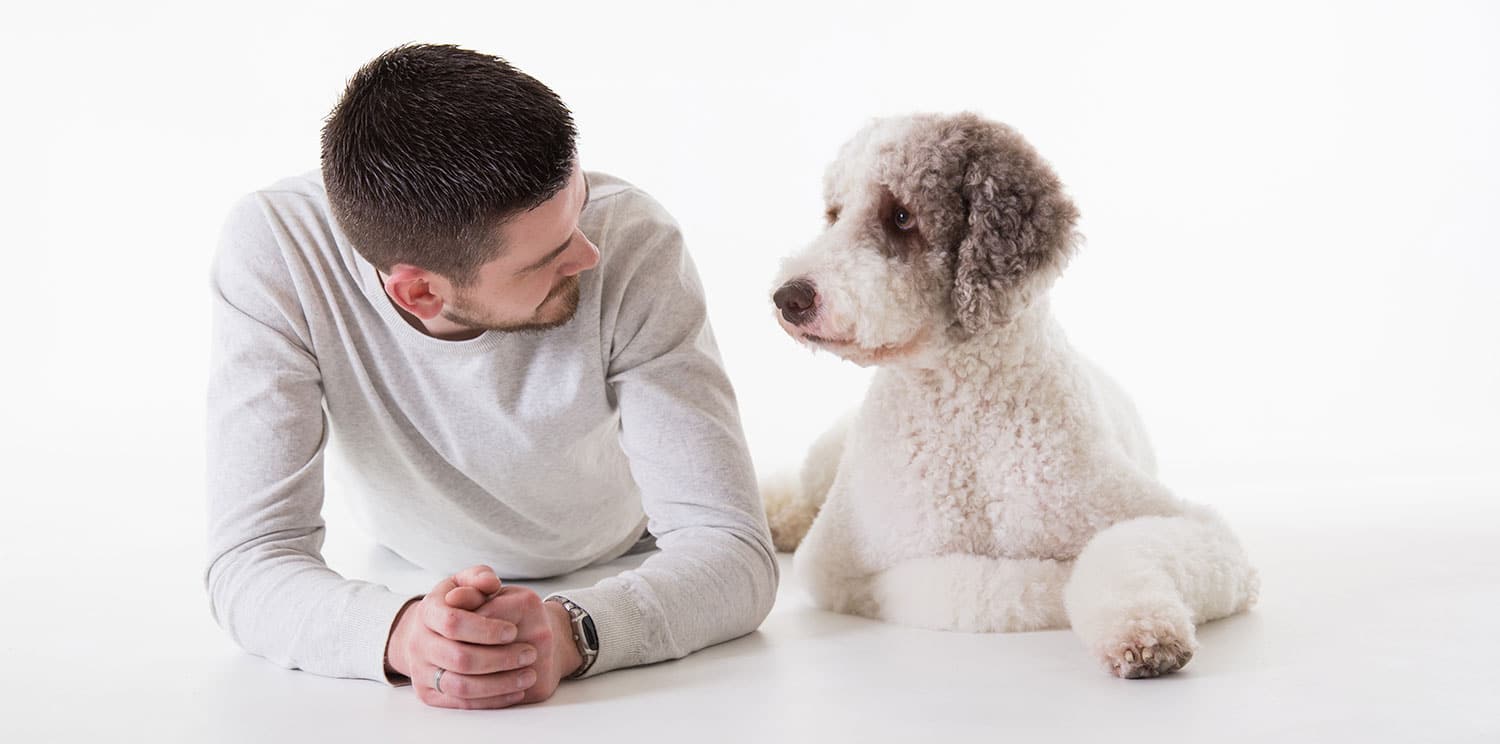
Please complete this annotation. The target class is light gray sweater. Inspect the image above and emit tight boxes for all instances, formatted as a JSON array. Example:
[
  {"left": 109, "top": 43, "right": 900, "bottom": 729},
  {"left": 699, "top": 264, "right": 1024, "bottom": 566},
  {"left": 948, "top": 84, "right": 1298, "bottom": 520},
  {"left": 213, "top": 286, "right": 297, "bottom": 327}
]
[{"left": 205, "top": 170, "right": 778, "bottom": 683}]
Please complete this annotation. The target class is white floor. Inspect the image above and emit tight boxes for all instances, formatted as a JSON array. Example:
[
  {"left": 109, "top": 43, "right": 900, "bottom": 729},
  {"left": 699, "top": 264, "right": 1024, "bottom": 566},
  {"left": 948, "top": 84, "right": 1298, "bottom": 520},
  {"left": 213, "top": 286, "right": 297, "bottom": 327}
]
[{"left": 2, "top": 460, "right": 1496, "bottom": 743}]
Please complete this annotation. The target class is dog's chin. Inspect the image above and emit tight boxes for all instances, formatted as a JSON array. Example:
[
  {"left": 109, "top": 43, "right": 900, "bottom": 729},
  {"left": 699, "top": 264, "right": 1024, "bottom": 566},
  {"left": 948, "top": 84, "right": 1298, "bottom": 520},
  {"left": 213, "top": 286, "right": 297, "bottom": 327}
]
[
  {"left": 774, "top": 310, "right": 929, "bottom": 366},
  {"left": 792, "top": 329, "right": 927, "bottom": 368}
]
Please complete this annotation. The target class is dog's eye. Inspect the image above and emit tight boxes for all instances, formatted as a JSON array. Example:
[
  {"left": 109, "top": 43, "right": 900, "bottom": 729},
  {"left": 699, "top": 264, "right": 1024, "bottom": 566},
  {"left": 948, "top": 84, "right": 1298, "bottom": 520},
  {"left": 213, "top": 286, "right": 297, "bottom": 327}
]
[
  {"left": 892, "top": 206, "right": 915, "bottom": 231},
  {"left": 826, "top": 207, "right": 841, "bottom": 225}
]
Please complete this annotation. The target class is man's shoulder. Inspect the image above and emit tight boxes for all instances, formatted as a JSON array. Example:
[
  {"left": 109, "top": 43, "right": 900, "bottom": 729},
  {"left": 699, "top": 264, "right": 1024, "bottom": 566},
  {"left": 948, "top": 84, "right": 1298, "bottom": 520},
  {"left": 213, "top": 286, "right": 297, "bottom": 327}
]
[
  {"left": 214, "top": 170, "right": 342, "bottom": 292},
  {"left": 582, "top": 171, "right": 682, "bottom": 234},
  {"left": 582, "top": 171, "right": 688, "bottom": 275},
  {"left": 582, "top": 170, "right": 635, "bottom": 205},
  {"left": 220, "top": 170, "right": 331, "bottom": 237},
  {"left": 230, "top": 169, "right": 330, "bottom": 220}
]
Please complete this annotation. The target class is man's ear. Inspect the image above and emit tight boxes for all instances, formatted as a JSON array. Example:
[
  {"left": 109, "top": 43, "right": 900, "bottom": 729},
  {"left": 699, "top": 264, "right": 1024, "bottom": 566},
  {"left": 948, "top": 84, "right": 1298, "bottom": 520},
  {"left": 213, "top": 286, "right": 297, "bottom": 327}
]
[
  {"left": 949, "top": 115, "right": 1080, "bottom": 334},
  {"left": 383, "top": 264, "right": 448, "bottom": 320}
]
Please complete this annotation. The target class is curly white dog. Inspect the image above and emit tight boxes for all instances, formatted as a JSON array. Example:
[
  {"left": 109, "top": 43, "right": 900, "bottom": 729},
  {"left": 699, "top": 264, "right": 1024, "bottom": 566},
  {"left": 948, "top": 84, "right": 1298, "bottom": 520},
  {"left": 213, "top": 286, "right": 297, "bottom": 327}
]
[{"left": 764, "top": 112, "right": 1260, "bottom": 679}]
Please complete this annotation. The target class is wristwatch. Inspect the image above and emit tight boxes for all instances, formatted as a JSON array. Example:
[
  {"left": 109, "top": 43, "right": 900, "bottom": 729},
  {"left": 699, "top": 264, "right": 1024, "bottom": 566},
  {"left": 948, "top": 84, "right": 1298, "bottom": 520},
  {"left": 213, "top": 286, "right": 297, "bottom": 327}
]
[{"left": 544, "top": 594, "right": 599, "bottom": 679}]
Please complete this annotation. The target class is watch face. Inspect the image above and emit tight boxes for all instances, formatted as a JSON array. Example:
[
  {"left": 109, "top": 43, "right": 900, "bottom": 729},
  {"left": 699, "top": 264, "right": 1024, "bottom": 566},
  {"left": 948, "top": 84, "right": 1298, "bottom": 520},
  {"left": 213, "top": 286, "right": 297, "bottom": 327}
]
[{"left": 580, "top": 614, "right": 599, "bottom": 650}]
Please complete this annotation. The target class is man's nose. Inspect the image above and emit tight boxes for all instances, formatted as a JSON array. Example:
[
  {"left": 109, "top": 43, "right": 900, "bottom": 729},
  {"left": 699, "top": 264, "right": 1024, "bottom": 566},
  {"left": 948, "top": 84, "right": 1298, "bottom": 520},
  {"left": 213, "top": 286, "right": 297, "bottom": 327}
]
[
  {"left": 773, "top": 279, "right": 817, "bottom": 326},
  {"left": 563, "top": 233, "right": 600, "bottom": 275}
]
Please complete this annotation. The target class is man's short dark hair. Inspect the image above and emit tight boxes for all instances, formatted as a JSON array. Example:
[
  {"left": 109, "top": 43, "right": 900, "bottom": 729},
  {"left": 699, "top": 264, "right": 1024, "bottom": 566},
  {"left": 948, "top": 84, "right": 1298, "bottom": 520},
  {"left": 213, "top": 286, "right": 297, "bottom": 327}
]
[{"left": 321, "top": 43, "right": 577, "bottom": 286}]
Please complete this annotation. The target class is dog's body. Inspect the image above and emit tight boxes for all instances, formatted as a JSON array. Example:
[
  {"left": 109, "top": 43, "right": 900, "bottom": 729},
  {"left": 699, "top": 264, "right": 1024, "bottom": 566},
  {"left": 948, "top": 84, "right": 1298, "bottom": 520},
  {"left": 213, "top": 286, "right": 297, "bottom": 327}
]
[{"left": 765, "top": 113, "right": 1258, "bottom": 678}]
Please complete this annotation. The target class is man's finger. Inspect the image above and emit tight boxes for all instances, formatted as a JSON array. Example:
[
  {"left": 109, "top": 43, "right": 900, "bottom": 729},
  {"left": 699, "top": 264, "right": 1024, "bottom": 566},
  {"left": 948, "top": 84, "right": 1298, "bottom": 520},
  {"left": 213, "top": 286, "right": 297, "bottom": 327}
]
[
  {"left": 425, "top": 665, "right": 538, "bottom": 700},
  {"left": 473, "top": 585, "right": 543, "bottom": 625},
  {"left": 424, "top": 689, "right": 528, "bottom": 710},
  {"left": 421, "top": 598, "right": 518, "bottom": 645},
  {"left": 425, "top": 576, "right": 459, "bottom": 606},
  {"left": 453, "top": 565, "right": 502, "bottom": 596},
  {"left": 447, "top": 690, "right": 529, "bottom": 710},
  {"left": 416, "top": 662, "right": 531, "bottom": 710},
  {"left": 445, "top": 585, "right": 489, "bottom": 610},
  {"left": 424, "top": 637, "right": 538, "bottom": 677}
]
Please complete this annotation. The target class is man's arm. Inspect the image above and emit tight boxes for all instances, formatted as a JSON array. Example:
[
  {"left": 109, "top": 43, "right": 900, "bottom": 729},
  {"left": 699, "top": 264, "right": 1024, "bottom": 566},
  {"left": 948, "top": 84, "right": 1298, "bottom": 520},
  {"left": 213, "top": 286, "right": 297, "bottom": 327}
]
[
  {"left": 204, "top": 193, "right": 417, "bottom": 682},
  {"left": 545, "top": 192, "right": 780, "bottom": 677}
]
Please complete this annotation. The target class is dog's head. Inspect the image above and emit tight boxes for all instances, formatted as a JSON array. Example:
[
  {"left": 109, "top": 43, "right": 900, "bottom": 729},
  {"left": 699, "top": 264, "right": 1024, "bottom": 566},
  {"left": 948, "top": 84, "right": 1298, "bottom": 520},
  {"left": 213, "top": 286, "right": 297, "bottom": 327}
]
[{"left": 772, "top": 113, "right": 1079, "bottom": 366}]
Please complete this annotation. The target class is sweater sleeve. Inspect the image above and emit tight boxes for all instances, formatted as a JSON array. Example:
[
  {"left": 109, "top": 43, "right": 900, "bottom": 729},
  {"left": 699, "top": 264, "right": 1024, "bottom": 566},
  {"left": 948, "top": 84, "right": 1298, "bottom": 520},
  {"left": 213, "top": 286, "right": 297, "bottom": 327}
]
[
  {"left": 548, "top": 191, "right": 780, "bottom": 677},
  {"left": 204, "top": 193, "right": 417, "bottom": 684}
]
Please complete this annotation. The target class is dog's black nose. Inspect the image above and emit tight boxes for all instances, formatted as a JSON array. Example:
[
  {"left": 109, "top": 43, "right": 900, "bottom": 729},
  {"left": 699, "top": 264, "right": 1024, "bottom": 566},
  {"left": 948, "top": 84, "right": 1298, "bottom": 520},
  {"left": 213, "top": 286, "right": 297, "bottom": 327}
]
[{"left": 773, "top": 280, "right": 817, "bottom": 325}]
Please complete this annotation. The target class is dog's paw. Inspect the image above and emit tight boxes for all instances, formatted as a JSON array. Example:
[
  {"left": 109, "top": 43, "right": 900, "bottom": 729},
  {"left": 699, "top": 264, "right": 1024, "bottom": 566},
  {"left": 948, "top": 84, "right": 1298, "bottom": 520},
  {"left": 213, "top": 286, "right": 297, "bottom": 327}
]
[
  {"left": 1106, "top": 634, "right": 1194, "bottom": 679},
  {"left": 1093, "top": 604, "right": 1199, "bottom": 679},
  {"left": 760, "top": 471, "right": 814, "bottom": 552},
  {"left": 769, "top": 518, "right": 812, "bottom": 553}
]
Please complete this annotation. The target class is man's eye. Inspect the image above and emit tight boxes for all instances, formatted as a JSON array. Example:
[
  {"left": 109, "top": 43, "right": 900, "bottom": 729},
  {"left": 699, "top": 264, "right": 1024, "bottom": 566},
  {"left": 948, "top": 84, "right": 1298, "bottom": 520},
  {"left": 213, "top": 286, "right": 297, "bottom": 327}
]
[{"left": 892, "top": 206, "right": 915, "bottom": 231}]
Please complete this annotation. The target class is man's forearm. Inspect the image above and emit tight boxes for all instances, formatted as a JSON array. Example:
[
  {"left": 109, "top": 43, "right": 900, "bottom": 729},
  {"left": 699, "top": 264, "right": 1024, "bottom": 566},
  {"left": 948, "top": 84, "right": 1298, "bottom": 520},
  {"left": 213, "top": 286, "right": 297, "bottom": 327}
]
[
  {"left": 583, "top": 195, "right": 781, "bottom": 676},
  {"left": 546, "top": 523, "right": 778, "bottom": 676},
  {"left": 205, "top": 536, "right": 417, "bottom": 682}
]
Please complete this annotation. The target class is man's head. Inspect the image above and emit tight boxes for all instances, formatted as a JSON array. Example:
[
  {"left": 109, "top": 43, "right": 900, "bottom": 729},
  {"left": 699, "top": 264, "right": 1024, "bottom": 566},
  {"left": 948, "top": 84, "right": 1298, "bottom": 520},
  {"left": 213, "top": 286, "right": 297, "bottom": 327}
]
[{"left": 322, "top": 44, "right": 598, "bottom": 337}]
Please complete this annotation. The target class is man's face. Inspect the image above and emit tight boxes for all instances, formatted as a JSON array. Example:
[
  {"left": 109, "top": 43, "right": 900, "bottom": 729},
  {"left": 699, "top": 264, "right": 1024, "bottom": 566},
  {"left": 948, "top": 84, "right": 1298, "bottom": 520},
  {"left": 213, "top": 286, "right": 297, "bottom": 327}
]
[{"left": 443, "top": 164, "right": 598, "bottom": 333}]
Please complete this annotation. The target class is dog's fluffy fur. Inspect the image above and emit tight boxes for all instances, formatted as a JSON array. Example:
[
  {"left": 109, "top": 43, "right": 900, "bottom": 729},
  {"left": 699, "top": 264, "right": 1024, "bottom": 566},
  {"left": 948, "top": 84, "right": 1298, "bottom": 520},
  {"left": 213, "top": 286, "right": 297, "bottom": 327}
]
[{"left": 765, "top": 113, "right": 1259, "bottom": 678}]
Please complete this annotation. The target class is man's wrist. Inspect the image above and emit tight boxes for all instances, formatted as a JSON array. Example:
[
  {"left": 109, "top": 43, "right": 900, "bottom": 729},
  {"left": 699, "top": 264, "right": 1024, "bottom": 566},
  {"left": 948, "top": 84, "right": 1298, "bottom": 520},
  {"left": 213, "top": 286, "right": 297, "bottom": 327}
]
[
  {"left": 544, "top": 598, "right": 586, "bottom": 679},
  {"left": 384, "top": 597, "right": 421, "bottom": 682}
]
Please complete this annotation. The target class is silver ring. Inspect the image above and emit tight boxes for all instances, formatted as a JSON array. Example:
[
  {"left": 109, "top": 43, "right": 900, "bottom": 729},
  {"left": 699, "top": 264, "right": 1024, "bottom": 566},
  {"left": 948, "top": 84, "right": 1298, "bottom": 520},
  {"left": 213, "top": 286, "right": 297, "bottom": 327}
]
[{"left": 434, "top": 667, "right": 446, "bottom": 695}]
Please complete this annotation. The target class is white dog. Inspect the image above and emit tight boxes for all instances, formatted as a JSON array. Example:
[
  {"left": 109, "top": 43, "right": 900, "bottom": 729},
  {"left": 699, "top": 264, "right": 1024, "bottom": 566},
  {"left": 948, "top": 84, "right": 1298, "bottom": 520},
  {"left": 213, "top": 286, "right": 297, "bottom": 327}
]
[{"left": 764, "top": 112, "right": 1259, "bottom": 678}]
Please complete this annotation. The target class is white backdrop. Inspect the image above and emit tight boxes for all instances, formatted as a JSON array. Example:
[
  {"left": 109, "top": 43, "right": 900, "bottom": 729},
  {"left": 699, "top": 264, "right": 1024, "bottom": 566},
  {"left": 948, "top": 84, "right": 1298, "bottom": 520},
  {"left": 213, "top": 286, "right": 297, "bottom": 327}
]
[
  {"left": 2, "top": 0, "right": 1496, "bottom": 577},
  {"left": 2, "top": 2, "right": 1498, "bottom": 740}
]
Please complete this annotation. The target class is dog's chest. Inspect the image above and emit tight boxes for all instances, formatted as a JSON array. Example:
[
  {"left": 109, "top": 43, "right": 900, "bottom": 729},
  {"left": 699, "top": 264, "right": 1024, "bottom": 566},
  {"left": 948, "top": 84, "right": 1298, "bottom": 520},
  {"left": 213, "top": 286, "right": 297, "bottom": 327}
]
[{"left": 853, "top": 370, "right": 1098, "bottom": 561}]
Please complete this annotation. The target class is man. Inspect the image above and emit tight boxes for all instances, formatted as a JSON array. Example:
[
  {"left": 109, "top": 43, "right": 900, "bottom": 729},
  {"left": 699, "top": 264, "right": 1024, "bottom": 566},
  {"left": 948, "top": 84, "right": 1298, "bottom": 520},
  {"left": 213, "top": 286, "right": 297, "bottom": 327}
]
[{"left": 205, "top": 44, "right": 778, "bottom": 709}]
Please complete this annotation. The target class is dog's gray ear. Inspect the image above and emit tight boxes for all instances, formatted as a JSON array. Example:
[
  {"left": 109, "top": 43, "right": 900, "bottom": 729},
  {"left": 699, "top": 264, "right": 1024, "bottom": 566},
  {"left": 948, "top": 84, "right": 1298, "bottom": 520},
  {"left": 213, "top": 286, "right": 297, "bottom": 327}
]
[{"left": 950, "top": 117, "right": 1079, "bottom": 333}]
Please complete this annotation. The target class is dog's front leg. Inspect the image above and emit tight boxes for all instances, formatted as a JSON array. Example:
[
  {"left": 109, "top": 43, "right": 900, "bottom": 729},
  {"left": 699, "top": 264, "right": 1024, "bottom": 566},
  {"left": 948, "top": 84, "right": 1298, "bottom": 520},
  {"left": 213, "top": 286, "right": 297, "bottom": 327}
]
[
  {"left": 1063, "top": 503, "right": 1260, "bottom": 678},
  {"left": 791, "top": 478, "right": 884, "bottom": 617},
  {"left": 763, "top": 412, "right": 853, "bottom": 552}
]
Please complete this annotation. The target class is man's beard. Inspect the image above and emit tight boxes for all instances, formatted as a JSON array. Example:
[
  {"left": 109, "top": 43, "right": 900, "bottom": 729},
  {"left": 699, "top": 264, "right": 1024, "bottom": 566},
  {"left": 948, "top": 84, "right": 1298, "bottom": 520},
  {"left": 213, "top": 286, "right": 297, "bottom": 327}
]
[{"left": 442, "top": 275, "right": 582, "bottom": 334}]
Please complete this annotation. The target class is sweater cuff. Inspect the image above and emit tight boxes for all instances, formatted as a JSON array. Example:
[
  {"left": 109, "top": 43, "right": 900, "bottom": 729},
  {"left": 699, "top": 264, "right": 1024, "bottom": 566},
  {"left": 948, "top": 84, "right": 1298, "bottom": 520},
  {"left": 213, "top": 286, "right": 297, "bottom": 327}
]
[
  {"left": 548, "top": 582, "right": 646, "bottom": 678},
  {"left": 353, "top": 588, "right": 424, "bottom": 686}
]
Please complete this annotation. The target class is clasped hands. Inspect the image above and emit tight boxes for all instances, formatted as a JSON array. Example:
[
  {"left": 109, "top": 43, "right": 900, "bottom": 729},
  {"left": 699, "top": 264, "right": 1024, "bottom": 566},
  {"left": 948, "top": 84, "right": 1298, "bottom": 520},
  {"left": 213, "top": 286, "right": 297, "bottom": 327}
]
[{"left": 385, "top": 565, "right": 583, "bottom": 709}]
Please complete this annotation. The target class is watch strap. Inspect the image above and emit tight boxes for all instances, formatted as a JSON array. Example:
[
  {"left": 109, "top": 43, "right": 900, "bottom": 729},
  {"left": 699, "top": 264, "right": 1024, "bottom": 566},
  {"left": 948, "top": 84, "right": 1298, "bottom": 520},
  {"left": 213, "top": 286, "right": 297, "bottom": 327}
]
[{"left": 544, "top": 594, "right": 599, "bottom": 679}]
